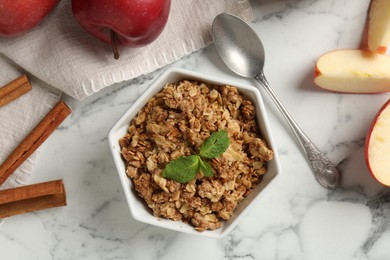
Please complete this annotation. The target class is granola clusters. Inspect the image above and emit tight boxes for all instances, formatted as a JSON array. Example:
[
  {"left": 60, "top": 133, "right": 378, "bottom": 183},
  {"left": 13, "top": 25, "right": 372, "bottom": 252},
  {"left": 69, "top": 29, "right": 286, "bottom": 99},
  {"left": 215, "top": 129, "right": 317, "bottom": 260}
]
[{"left": 119, "top": 80, "right": 273, "bottom": 232}]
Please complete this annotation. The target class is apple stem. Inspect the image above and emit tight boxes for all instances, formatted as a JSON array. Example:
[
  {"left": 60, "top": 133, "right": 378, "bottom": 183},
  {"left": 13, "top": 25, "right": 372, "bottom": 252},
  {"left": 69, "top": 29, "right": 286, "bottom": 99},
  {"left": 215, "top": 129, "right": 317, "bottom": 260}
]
[{"left": 110, "top": 29, "right": 120, "bottom": 60}]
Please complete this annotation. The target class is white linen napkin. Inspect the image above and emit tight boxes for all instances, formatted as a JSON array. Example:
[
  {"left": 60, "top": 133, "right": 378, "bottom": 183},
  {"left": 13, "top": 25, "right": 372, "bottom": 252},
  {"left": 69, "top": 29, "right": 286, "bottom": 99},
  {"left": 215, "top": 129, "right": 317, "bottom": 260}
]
[
  {"left": 0, "top": 57, "right": 61, "bottom": 190},
  {"left": 0, "top": 0, "right": 252, "bottom": 190}
]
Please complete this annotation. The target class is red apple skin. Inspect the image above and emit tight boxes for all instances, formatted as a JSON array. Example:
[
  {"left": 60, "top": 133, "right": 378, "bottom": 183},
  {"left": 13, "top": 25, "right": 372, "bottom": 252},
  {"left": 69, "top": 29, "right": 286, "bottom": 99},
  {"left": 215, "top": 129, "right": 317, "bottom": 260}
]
[
  {"left": 71, "top": 0, "right": 171, "bottom": 48},
  {"left": 375, "top": 46, "right": 387, "bottom": 55},
  {"left": 365, "top": 98, "right": 390, "bottom": 186},
  {"left": 0, "top": 0, "right": 59, "bottom": 38},
  {"left": 314, "top": 65, "right": 321, "bottom": 78}
]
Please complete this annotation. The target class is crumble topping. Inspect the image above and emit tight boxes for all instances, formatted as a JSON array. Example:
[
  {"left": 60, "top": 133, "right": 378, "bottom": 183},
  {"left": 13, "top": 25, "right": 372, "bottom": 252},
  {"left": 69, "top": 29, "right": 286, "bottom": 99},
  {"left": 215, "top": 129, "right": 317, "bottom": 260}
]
[{"left": 119, "top": 80, "right": 273, "bottom": 232}]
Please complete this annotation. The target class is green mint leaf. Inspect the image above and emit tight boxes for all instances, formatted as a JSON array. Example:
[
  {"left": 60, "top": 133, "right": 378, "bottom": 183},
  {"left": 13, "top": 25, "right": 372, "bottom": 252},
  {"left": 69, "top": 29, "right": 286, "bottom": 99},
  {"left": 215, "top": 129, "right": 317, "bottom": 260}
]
[
  {"left": 199, "top": 159, "right": 213, "bottom": 177},
  {"left": 162, "top": 155, "right": 200, "bottom": 183},
  {"left": 199, "top": 130, "right": 230, "bottom": 159}
]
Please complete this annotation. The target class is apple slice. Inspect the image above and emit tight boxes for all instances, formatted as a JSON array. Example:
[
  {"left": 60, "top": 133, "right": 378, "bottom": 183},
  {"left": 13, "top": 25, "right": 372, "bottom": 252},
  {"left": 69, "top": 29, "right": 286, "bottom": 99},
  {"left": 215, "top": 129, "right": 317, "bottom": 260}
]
[
  {"left": 368, "top": 0, "right": 390, "bottom": 54},
  {"left": 365, "top": 99, "right": 390, "bottom": 186},
  {"left": 314, "top": 49, "right": 390, "bottom": 93}
]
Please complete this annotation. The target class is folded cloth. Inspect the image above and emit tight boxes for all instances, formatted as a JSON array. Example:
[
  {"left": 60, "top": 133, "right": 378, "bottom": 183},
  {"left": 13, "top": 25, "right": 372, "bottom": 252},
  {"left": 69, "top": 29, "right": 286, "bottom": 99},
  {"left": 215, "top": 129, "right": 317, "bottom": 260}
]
[
  {"left": 0, "top": 57, "right": 61, "bottom": 190},
  {"left": 0, "top": 0, "right": 252, "bottom": 100}
]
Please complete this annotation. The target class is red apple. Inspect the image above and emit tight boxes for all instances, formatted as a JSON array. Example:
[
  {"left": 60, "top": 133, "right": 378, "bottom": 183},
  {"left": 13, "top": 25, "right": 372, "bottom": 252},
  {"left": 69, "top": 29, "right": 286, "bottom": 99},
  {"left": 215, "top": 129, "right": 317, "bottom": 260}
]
[
  {"left": 365, "top": 98, "right": 390, "bottom": 186},
  {"left": 0, "top": 0, "right": 59, "bottom": 37},
  {"left": 71, "top": 0, "right": 171, "bottom": 59}
]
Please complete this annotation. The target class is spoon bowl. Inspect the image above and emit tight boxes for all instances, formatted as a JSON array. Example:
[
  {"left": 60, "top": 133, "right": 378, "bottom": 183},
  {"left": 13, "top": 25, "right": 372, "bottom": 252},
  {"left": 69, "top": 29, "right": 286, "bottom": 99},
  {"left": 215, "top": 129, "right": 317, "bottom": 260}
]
[
  {"left": 212, "top": 13, "right": 341, "bottom": 189},
  {"left": 212, "top": 13, "right": 264, "bottom": 78}
]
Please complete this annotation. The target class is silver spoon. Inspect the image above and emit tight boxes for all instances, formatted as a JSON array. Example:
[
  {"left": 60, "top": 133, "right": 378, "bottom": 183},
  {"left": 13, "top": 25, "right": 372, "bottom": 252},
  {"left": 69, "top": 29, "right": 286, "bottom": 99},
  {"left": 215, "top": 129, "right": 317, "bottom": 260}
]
[{"left": 211, "top": 13, "right": 341, "bottom": 189}]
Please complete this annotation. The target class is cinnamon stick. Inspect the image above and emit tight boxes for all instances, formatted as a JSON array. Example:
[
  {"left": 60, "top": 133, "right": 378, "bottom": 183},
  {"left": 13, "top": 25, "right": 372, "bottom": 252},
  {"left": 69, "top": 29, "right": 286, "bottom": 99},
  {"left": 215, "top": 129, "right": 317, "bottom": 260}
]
[
  {"left": 0, "top": 101, "right": 71, "bottom": 185},
  {"left": 0, "top": 179, "right": 66, "bottom": 218},
  {"left": 0, "top": 75, "right": 32, "bottom": 107}
]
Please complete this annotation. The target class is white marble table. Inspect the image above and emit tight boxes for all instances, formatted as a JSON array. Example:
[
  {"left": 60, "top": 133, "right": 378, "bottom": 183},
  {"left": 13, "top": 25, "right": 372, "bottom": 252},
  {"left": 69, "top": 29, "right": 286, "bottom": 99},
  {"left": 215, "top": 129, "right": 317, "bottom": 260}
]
[{"left": 2, "top": 0, "right": 390, "bottom": 259}]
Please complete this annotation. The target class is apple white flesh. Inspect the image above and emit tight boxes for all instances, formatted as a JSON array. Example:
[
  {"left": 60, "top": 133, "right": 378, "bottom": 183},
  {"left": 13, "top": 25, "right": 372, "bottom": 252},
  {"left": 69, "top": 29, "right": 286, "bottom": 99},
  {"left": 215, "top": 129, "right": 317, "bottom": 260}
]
[
  {"left": 368, "top": 0, "right": 390, "bottom": 54},
  {"left": 314, "top": 49, "right": 390, "bottom": 93},
  {"left": 366, "top": 99, "right": 390, "bottom": 186}
]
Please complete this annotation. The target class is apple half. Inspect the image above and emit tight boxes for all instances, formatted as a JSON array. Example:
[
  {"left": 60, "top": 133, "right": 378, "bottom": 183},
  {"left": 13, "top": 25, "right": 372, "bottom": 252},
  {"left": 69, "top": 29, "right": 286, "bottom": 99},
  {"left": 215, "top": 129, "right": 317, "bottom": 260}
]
[
  {"left": 365, "top": 99, "right": 390, "bottom": 186},
  {"left": 314, "top": 49, "right": 390, "bottom": 93},
  {"left": 368, "top": 0, "right": 390, "bottom": 54}
]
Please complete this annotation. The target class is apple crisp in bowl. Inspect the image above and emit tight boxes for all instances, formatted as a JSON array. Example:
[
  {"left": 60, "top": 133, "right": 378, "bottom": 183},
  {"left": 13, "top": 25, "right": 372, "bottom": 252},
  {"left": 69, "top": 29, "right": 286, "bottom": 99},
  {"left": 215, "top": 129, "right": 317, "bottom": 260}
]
[{"left": 108, "top": 68, "right": 281, "bottom": 238}]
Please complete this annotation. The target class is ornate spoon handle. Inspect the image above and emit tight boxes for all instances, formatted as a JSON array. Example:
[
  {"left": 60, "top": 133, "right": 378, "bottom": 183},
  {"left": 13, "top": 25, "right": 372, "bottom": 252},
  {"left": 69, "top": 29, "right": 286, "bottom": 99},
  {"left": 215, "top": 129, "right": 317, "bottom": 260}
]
[{"left": 255, "top": 72, "right": 341, "bottom": 189}]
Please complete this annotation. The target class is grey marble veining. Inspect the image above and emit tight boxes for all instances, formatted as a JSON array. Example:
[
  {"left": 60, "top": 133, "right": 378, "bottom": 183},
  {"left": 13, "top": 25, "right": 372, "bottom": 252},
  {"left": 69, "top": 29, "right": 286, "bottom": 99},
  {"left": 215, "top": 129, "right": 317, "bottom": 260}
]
[{"left": 2, "top": 0, "right": 390, "bottom": 259}]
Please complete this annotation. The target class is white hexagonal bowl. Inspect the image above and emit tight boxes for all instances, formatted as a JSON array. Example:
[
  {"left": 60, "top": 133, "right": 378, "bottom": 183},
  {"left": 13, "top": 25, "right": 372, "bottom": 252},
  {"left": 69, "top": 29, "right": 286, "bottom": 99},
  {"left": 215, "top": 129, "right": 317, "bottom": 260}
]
[{"left": 108, "top": 67, "right": 281, "bottom": 239}]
